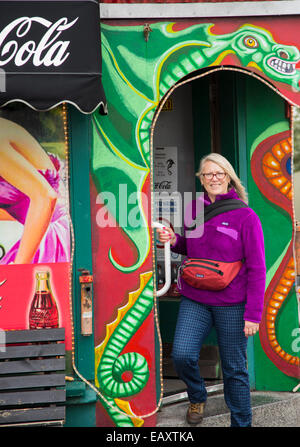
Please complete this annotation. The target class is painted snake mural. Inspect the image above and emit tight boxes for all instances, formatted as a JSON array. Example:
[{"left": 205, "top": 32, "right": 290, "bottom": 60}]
[
  {"left": 92, "top": 22, "right": 300, "bottom": 426},
  {"left": 251, "top": 131, "right": 300, "bottom": 379},
  {"left": 93, "top": 22, "right": 300, "bottom": 273},
  {"left": 95, "top": 272, "right": 153, "bottom": 426}
]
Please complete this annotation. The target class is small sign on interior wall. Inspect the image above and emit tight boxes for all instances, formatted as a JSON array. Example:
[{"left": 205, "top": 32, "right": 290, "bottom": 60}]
[
  {"left": 154, "top": 146, "right": 181, "bottom": 261},
  {"left": 162, "top": 98, "right": 173, "bottom": 111}
]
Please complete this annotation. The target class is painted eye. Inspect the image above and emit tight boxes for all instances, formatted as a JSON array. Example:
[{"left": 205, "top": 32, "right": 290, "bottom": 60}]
[
  {"left": 244, "top": 36, "right": 258, "bottom": 48},
  {"left": 279, "top": 50, "right": 289, "bottom": 59}
]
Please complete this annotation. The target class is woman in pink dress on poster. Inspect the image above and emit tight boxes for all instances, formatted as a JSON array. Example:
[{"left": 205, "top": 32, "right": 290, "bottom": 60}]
[{"left": 0, "top": 117, "right": 70, "bottom": 264}]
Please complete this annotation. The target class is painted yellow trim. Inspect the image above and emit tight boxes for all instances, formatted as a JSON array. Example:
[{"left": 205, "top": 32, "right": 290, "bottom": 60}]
[
  {"left": 99, "top": 124, "right": 149, "bottom": 172},
  {"left": 166, "top": 23, "right": 176, "bottom": 33},
  {"left": 114, "top": 399, "right": 144, "bottom": 427},
  {"left": 136, "top": 104, "right": 156, "bottom": 167},
  {"left": 247, "top": 61, "right": 263, "bottom": 71},
  {"left": 106, "top": 44, "right": 156, "bottom": 105},
  {"left": 240, "top": 23, "right": 274, "bottom": 40},
  {"left": 209, "top": 49, "right": 236, "bottom": 66}
]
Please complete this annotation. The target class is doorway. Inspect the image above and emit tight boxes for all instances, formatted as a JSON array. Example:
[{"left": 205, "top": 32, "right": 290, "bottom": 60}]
[
  {"left": 152, "top": 68, "right": 293, "bottom": 401},
  {"left": 152, "top": 71, "right": 244, "bottom": 400}
]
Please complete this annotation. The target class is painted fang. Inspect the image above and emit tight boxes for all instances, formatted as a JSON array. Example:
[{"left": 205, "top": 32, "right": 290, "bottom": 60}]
[{"left": 267, "top": 57, "right": 297, "bottom": 74}]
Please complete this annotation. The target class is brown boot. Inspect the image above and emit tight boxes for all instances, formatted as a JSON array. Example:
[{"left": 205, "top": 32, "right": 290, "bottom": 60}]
[{"left": 186, "top": 402, "right": 206, "bottom": 425}]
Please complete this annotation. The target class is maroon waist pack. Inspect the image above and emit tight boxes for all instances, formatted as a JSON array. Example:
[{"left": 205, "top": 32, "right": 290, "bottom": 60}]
[
  {"left": 178, "top": 258, "right": 243, "bottom": 291},
  {"left": 177, "top": 198, "right": 248, "bottom": 291}
]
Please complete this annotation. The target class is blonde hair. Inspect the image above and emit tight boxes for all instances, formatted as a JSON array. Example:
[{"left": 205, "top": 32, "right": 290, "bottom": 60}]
[{"left": 196, "top": 153, "right": 248, "bottom": 204}]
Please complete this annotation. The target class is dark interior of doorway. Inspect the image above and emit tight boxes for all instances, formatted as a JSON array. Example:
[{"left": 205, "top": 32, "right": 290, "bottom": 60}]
[{"left": 154, "top": 71, "right": 245, "bottom": 399}]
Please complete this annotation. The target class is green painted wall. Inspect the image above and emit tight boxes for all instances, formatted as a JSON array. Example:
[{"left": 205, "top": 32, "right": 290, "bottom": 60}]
[
  {"left": 245, "top": 76, "right": 299, "bottom": 391},
  {"left": 66, "top": 106, "right": 96, "bottom": 426}
]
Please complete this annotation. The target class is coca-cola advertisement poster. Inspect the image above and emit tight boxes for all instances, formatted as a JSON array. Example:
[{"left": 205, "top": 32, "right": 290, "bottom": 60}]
[
  {"left": 0, "top": 104, "right": 72, "bottom": 355},
  {"left": 154, "top": 146, "right": 178, "bottom": 195},
  {"left": 154, "top": 146, "right": 182, "bottom": 261},
  {"left": 0, "top": 0, "right": 105, "bottom": 113}
]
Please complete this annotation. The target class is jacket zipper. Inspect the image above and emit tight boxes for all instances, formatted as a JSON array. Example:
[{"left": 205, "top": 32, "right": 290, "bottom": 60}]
[
  {"left": 187, "top": 259, "right": 220, "bottom": 267},
  {"left": 183, "top": 263, "right": 224, "bottom": 276}
]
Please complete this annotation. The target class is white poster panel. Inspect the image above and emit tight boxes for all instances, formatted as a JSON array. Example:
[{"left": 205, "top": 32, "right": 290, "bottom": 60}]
[{"left": 154, "top": 146, "right": 182, "bottom": 261}]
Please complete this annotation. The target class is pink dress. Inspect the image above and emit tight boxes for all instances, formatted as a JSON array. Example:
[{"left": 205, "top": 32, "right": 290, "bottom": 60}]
[{"left": 0, "top": 154, "right": 70, "bottom": 264}]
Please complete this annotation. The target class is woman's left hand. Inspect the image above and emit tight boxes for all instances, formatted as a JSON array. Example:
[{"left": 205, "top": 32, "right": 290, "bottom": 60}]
[{"left": 244, "top": 320, "right": 259, "bottom": 337}]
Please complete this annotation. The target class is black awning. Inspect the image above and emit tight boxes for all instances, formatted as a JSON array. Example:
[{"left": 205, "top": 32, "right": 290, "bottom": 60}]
[{"left": 0, "top": 0, "right": 106, "bottom": 113}]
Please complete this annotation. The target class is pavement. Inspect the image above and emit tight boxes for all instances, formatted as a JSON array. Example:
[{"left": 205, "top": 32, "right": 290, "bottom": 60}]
[{"left": 156, "top": 386, "right": 300, "bottom": 427}]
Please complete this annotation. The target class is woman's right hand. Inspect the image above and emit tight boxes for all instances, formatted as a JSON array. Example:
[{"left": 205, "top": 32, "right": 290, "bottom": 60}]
[{"left": 156, "top": 227, "right": 176, "bottom": 246}]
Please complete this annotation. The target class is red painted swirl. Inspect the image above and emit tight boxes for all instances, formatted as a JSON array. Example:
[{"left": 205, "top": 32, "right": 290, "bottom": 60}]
[{"left": 251, "top": 129, "right": 300, "bottom": 379}]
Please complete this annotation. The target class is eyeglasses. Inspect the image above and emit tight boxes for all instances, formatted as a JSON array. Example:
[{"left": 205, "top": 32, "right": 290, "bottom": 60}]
[{"left": 201, "top": 172, "right": 226, "bottom": 180}]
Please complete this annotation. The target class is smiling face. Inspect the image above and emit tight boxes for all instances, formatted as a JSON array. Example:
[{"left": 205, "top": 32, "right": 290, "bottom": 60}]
[
  {"left": 227, "top": 25, "right": 300, "bottom": 90},
  {"left": 200, "top": 160, "right": 231, "bottom": 202}
]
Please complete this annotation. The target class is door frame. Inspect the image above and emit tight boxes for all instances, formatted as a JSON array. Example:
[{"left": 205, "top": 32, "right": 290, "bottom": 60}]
[{"left": 149, "top": 66, "right": 276, "bottom": 389}]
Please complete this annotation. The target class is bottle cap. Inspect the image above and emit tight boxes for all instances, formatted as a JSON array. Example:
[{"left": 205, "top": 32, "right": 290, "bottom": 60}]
[{"left": 36, "top": 271, "right": 49, "bottom": 280}]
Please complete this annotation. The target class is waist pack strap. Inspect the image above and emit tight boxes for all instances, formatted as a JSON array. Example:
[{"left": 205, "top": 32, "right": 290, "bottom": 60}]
[
  {"left": 188, "top": 199, "right": 248, "bottom": 231},
  {"left": 204, "top": 199, "right": 248, "bottom": 222}
]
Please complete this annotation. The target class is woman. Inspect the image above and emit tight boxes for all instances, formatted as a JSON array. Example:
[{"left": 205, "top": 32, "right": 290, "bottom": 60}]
[
  {"left": 156, "top": 153, "right": 266, "bottom": 427},
  {"left": 0, "top": 117, "right": 70, "bottom": 264}
]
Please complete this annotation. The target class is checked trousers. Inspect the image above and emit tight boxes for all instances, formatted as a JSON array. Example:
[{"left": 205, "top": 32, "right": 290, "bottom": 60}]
[{"left": 172, "top": 297, "right": 251, "bottom": 427}]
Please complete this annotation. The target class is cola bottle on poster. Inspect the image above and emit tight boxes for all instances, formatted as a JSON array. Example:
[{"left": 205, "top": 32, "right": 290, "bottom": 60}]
[{"left": 29, "top": 271, "right": 59, "bottom": 329}]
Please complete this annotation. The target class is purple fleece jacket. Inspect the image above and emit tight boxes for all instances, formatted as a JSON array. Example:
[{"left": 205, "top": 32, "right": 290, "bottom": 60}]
[{"left": 172, "top": 188, "right": 266, "bottom": 323}]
